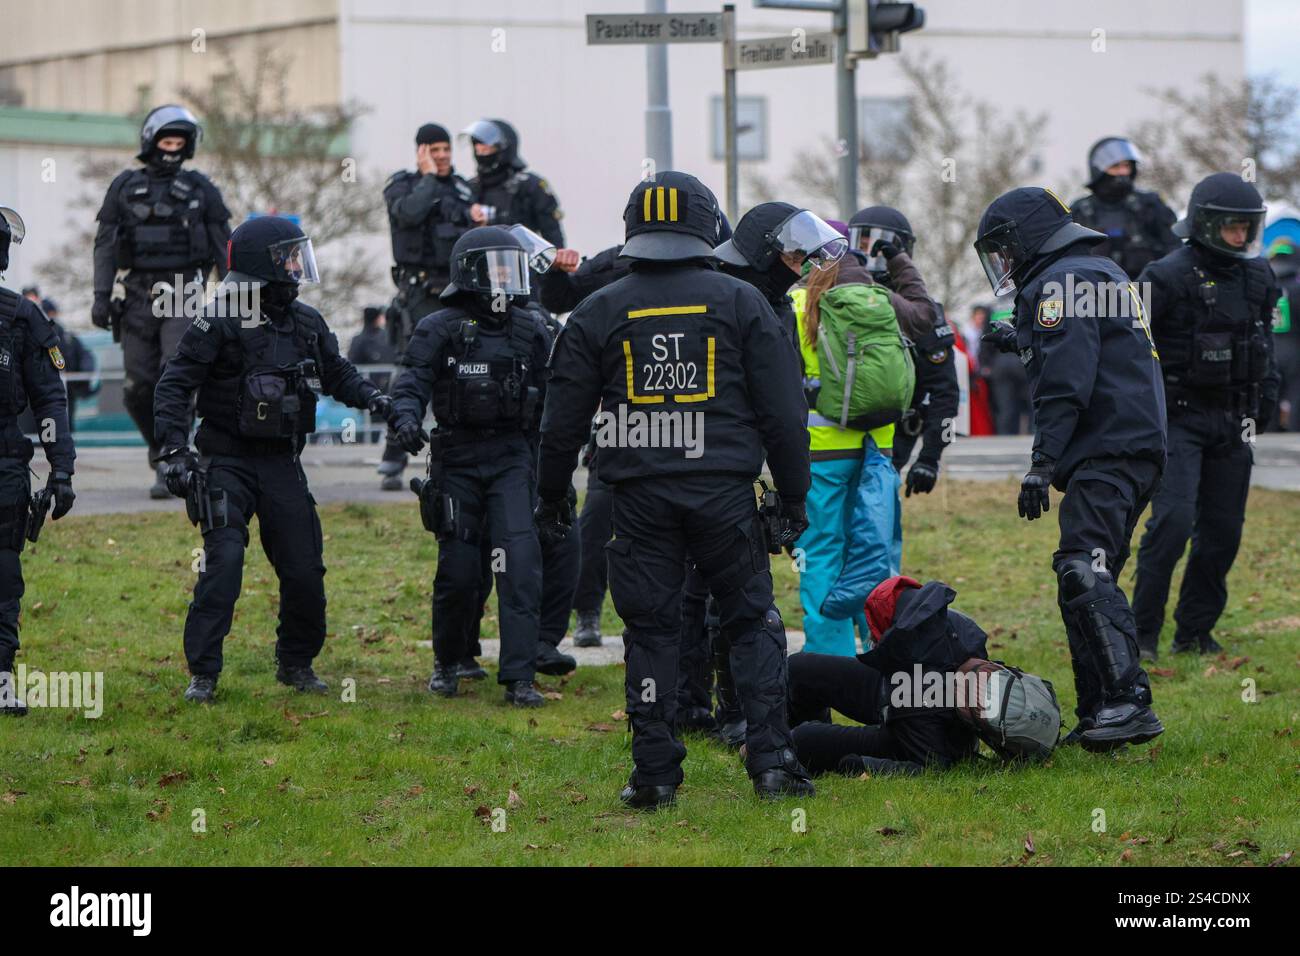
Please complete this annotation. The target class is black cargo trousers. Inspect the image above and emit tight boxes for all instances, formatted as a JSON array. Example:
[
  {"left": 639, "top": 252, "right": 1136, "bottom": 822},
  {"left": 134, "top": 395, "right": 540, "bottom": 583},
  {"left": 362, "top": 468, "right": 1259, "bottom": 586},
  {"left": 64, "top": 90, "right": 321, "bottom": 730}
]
[
  {"left": 0, "top": 458, "right": 30, "bottom": 672},
  {"left": 431, "top": 435, "right": 542, "bottom": 683},
  {"left": 183, "top": 452, "right": 326, "bottom": 677},
  {"left": 608, "top": 474, "right": 798, "bottom": 786}
]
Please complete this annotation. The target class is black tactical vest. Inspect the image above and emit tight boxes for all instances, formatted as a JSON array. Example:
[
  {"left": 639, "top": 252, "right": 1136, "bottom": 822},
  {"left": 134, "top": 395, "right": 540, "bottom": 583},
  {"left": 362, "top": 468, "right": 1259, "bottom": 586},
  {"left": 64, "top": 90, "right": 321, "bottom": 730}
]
[
  {"left": 196, "top": 305, "right": 323, "bottom": 440},
  {"left": 388, "top": 173, "right": 472, "bottom": 273},
  {"left": 1157, "top": 261, "right": 1271, "bottom": 400},
  {"left": 115, "top": 169, "right": 210, "bottom": 272},
  {"left": 0, "top": 289, "right": 27, "bottom": 418},
  {"left": 1074, "top": 193, "right": 1160, "bottom": 279},
  {"left": 430, "top": 311, "right": 539, "bottom": 433}
]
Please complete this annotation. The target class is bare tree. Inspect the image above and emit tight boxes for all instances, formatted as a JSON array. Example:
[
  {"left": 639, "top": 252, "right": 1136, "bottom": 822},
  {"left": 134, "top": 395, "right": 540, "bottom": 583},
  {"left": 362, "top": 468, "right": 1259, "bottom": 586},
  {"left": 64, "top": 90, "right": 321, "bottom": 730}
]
[
  {"left": 1132, "top": 73, "right": 1300, "bottom": 209},
  {"left": 750, "top": 54, "right": 1047, "bottom": 311},
  {"left": 38, "top": 43, "right": 385, "bottom": 325}
]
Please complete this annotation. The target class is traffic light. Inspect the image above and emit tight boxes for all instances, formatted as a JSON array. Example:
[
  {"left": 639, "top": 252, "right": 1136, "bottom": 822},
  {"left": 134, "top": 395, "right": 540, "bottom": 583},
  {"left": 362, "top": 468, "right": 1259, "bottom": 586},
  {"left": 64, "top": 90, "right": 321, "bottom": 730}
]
[{"left": 848, "top": 1, "right": 925, "bottom": 57}]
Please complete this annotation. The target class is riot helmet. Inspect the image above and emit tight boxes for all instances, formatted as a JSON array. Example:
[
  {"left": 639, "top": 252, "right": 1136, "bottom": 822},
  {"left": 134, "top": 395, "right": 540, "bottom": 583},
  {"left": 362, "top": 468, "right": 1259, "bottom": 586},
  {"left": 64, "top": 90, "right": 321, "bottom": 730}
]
[
  {"left": 621, "top": 171, "right": 726, "bottom": 262},
  {"left": 440, "top": 226, "right": 531, "bottom": 302},
  {"left": 507, "top": 224, "right": 557, "bottom": 274},
  {"left": 974, "top": 187, "right": 1104, "bottom": 296},
  {"left": 715, "top": 202, "right": 847, "bottom": 278},
  {"left": 1086, "top": 136, "right": 1141, "bottom": 198},
  {"left": 847, "top": 205, "right": 916, "bottom": 278},
  {"left": 460, "top": 119, "right": 521, "bottom": 179},
  {"left": 138, "top": 104, "right": 202, "bottom": 164},
  {"left": 0, "top": 205, "right": 26, "bottom": 274},
  {"left": 1172, "top": 172, "right": 1267, "bottom": 260}
]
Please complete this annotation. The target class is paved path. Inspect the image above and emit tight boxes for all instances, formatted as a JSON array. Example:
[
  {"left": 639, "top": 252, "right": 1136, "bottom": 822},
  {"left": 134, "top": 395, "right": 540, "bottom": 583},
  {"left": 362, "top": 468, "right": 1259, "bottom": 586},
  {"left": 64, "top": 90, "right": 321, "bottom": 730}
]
[{"left": 55, "top": 433, "right": 1300, "bottom": 515}]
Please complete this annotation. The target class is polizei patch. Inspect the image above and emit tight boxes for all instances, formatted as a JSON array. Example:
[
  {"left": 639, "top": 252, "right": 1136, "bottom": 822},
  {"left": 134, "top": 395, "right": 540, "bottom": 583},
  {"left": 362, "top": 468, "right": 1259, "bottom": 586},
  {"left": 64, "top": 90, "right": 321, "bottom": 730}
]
[
  {"left": 1036, "top": 299, "right": 1064, "bottom": 329},
  {"left": 457, "top": 362, "right": 489, "bottom": 376}
]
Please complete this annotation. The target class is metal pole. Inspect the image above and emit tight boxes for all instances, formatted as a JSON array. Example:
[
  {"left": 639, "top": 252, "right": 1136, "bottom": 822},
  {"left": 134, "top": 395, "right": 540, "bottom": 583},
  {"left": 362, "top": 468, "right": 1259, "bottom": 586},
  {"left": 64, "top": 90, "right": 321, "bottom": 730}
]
[
  {"left": 645, "top": 0, "right": 672, "bottom": 174},
  {"left": 722, "top": 4, "right": 739, "bottom": 223},
  {"left": 834, "top": 0, "right": 857, "bottom": 218}
]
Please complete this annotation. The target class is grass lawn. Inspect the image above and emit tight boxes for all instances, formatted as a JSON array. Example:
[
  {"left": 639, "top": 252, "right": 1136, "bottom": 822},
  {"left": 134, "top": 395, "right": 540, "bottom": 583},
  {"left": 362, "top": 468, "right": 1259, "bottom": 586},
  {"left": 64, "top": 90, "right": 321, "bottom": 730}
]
[{"left": 1, "top": 479, "right": 1296, "bottom": 866}]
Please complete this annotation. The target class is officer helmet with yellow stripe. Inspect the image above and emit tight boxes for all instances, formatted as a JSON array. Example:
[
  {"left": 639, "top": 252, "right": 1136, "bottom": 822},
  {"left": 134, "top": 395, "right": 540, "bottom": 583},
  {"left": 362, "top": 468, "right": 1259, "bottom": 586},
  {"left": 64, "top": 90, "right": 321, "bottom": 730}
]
[{"left": 621, "top": 171, "right": 725, "bottom": 262}]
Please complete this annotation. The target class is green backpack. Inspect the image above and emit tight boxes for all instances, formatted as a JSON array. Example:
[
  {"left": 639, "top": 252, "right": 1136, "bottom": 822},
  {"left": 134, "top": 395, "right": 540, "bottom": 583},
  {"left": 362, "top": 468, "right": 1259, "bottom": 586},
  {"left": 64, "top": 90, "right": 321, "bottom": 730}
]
[{"left": 814, "top": 283, "right": 915, "bottom": 431}]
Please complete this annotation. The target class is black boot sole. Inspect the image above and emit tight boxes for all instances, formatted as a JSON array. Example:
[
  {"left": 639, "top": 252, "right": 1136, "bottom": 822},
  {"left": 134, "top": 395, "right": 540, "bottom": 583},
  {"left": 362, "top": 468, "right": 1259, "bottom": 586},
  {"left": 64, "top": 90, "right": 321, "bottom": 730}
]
[
  {"left": 572, "top": 636, "right": 603, "bottom": 647},
  {"left": 620, "top": 787, "right": 677, "bottom": 810}
]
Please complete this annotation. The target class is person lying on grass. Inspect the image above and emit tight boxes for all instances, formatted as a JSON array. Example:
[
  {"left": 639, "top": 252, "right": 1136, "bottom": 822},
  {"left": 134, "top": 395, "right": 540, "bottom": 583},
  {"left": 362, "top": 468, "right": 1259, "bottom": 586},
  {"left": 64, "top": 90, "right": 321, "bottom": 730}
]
[{"left": 787, "top": 575, "right": 990, "bottom": 776}]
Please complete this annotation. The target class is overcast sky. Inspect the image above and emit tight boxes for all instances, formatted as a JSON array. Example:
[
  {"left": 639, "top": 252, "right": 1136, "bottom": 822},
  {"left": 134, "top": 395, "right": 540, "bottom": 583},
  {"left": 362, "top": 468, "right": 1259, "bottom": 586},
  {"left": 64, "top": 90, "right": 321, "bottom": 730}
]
[{"left": 1246, "top": 0, "right": 1300, "bottom": 87}]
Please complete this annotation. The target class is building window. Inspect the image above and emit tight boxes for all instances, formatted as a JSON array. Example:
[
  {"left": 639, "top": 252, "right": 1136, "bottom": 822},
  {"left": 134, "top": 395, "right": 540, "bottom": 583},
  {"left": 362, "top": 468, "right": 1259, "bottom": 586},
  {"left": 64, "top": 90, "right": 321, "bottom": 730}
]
[
  {"left": 858, "top": 96, "right": 912, "bottom": 162},
  {"left": 711, "top": 95, "right": 767, "bottom": 161}
]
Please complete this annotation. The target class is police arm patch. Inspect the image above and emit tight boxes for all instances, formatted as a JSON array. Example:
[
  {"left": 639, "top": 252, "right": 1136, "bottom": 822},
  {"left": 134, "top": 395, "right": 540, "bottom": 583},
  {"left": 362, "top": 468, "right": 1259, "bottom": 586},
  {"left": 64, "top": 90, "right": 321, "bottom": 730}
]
[
  {"left": 48, "top": 345, "right": 65, "bottom": 370},
  {"left": 1035, "top": 298, "right": 1064, "bottom": 329}
]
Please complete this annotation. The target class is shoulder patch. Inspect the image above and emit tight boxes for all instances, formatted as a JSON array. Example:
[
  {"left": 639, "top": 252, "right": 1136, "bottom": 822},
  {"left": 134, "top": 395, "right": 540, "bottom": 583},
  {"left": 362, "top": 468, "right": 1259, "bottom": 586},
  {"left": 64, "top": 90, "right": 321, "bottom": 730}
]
[
  {"left": 927, "top": 349, "right": 950, "bottom": 364},
  {"left": 1036, "top": 298, "right": 1064, "bottom": 329},
  {"left": 48, "top": 345, "right": 65, "bottom": 370}
]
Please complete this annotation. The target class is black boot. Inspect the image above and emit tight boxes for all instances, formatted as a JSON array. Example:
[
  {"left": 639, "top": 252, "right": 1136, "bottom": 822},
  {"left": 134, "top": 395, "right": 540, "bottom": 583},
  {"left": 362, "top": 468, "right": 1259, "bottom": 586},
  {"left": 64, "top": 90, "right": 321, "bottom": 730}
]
[
  {"left": 150, "top": 463, "right": 170, "bottom": 500},
  {"left": 428, "top": 661, "right": 459, "bottom": 697},
  {"left": 1078, "top": 701, "right": 1164, "bottom": 752},
  {"left": 1200, "top": 633, "right": 1223, "bottom": 654},
  {"left": 712, "top": 630, "right": 747, "bottom": 748},
  {"left": 573, "top": 610, "right": 602, "bottom": 647},
  {"left": 183, "top": 674, "right": 218, "bottom": 703},
  {"left": 0, "top": 670, "right": 28, "bottom": 716},
  {"left": 276, "top": 664, "right": 328, "bottom": 694},
  {"left": 753, "top": 766, "right": 816, "bottom": 799},
  {"left": 619, "top": 776, "right": 677, "bottom": 810},
  {"left": 455, "top": 658, "right": 488, "bottom": 680},
  {"left": 536, "top": 642, "right": 577, "bottom": 676},
  {"left": 504, "top": 680, "right": 544, "bottom": 707},
  {"left": 377, "top": 453, "right": 406, "bottom": 491},
  {"left": 1170, "top": 631, "right": 1199, "bottom": 654}
]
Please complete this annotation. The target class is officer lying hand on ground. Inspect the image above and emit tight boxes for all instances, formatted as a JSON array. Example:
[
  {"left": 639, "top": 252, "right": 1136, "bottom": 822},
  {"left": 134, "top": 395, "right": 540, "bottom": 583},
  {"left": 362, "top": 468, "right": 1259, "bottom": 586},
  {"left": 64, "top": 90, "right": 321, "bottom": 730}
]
[
  {"left": 153, "top": 216, "right": 394, "bottom": 704},
  {"left": 388, "top": 226, "right": 554, "bottom": 708}
]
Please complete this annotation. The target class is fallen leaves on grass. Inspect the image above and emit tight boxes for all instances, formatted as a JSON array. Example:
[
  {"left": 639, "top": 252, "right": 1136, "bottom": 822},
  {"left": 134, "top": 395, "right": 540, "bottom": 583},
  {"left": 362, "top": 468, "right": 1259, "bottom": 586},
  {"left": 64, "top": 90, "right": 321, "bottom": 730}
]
[
  {"left": 1, "top": 790, "right": 24, "bottom": 804},
  {"left": 157, "top": 770, "right": 188, "bottom": 787}
]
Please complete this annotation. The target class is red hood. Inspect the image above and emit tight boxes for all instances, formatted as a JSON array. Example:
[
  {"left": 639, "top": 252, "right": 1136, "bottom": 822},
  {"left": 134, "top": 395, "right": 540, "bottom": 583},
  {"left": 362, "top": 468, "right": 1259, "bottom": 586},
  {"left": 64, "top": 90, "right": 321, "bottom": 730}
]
[{"left": 865, "top": 575, "right": 922, "bottom": 644}]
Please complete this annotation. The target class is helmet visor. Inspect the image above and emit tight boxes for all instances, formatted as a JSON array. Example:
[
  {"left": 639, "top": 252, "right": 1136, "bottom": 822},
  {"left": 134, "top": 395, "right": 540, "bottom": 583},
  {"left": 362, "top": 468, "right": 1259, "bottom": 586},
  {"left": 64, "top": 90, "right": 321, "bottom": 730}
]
[
  {"left": 1090, "top": 138, "right": 1140, "bottom": 173},
  {"left": 459, "top": 120, "right": 506, "bottom": 149},
  {"left": 974, "top": 222, "right": 1026, "bottom": 297},
  {"left": 848, "top": 225, "right": 910, "bottom": 273},
  {"left": 1192, "top": 206, "right": 1266, "bottom": 259},
  {"left": 0, "top": 206, "right": 26, "bottom": 245},
  {"left": 773, "top": 210, "right": 848, "bottom": 272},
  {"left": 461, "top": 248, "right": 531, "bottom": 296},
  {"left": 268, "top": 236, "right": 320, "bottom": 284},
  {"left": 145, "top": 105, "right": 202, "bottom": 149},
  {"left": 507, "top": 224, "right": 557, "bottom": 274}
]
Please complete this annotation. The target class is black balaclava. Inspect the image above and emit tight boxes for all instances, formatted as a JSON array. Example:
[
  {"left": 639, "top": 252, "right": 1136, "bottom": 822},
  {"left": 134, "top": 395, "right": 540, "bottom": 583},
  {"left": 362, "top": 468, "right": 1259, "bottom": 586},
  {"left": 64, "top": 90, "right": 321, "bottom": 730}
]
[
  {"left": 145, "top": 134, "right": 190, "bottom": 177},
  {"left": 1092, "top": 173, "right": 1134, "bottom": 203}
]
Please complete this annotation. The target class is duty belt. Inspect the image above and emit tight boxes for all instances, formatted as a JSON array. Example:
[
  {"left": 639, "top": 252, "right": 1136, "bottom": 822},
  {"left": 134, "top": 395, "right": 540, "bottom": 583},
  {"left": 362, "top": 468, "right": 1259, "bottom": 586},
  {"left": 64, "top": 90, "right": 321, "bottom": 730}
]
[{"left": 436, "top": 425, "right": 525, "bottom": 447}]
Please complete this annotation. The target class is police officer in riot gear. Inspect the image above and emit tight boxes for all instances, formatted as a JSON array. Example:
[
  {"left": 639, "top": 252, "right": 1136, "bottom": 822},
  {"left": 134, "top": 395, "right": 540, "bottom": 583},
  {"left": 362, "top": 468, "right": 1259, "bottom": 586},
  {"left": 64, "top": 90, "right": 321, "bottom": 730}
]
[
  {"left": 845, "top": 206, "right": 961, "bottom": 491},
  {"left": 461, "top": 119, "right": 564, "bottom": 248},
  {"left": 0, "top": 207, "right": 76, "bottom": 715},
  {"left": 1131, "top": 173, "right": 1280, "bottom": 658},
  {"left": 153, "top": 217, "right": 393, "bottom": 703},
  {"left": 537, "top": 172, "right": 816, "bottom": 807},
  {"left": 976, "top": 186, "right": 1166, "bottom": 751},
  {"left": 1070, "top": 137, "right": 1179, "bottom": 280},
  {"left": 92, "top": 105, "right": 231, "bottom": 499},
  {"left": 389, "top": 226, "right": 553, "bottom": 707},
  {"left": 378, "top": 123, "right": 477, "bottom": 491}
]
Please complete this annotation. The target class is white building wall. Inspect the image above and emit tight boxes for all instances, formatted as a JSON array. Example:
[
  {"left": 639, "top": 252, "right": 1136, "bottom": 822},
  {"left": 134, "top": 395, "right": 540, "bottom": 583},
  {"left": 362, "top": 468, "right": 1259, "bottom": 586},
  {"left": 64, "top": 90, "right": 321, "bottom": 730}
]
[{"left": 339, "top": 0, "right": 1244, "bottom": 258}]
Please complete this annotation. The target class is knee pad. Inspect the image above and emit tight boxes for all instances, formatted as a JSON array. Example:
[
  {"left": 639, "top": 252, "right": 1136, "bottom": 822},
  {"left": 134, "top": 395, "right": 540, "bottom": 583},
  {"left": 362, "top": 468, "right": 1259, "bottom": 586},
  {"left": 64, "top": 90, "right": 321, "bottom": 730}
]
[{"left": 1058, "top": 558, "right": 1107, "bottom": 603}]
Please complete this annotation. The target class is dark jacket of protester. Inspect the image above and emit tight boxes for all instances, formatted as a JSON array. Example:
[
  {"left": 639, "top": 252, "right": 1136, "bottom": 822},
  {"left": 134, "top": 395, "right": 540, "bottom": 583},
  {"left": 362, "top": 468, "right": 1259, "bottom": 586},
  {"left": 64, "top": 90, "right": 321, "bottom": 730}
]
[{"left": 788, "top": 577, "right": 985, "bottom": 775}]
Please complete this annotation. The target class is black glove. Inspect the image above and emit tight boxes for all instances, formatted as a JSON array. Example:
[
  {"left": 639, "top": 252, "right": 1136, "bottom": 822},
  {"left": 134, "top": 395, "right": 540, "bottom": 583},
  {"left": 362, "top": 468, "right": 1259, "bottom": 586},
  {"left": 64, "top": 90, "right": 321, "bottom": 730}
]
[
  {"left": 47, "top": 471, "right": 75, "bottom": 520},
  {"left": 905, "top": 459, "right": 938, "bottom": 497},
  {"left": 1018, "top": 458, "right": 1054, "bottom": 521},
  {"left": 534, "top": 496, "right": 574, "bottom": 546},
  {"left": 778, "top": 497, "right": 808, "bottom": 549},
  {"left": 981, "top": 320, "right": 1018, "bottom": 354},
  {"left": 160, "top": 448, "right": 195, "bottom": 499},
  {"left": 395, "top": 420, "right": 429, "bottom": 455},
  {"left": 367, "top": 392, "right": 394, "bottom": 422},
  {"left": 869, "top": 238, "right": 901, "bottom": 262},
  {"left": 91, "top": 294, "right": 111, "bottom": 330}
]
